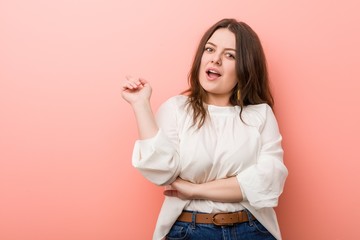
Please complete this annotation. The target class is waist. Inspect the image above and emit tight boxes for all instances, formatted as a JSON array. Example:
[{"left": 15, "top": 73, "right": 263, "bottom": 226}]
[
  {"left": 177, "top": 210, "right": 255, "bottom": 226},
  {"left": 184, "top": 200, "right": 245, "bottom": 214}
]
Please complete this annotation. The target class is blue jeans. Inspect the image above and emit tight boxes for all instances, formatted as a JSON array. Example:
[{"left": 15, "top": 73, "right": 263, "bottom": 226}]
[{"left": 166, "top": 211, "right": 276, "bottom": 240}]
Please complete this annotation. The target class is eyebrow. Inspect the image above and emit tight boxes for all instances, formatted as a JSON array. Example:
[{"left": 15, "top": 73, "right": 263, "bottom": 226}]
[{"left": 206, "top": 41, "right": 236, "bottom": 52}]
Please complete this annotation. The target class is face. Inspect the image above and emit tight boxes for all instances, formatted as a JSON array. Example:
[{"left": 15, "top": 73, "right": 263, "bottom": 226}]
[{"left": 199, "top": 28, "right": 238, "bottom": 106}]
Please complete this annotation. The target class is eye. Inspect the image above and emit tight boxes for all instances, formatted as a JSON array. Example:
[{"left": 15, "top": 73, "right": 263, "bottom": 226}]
[
  {"left": 225, "top": 52, "right": 235, "bottom": 59},
  {"left": 204, "top": 47, "right": 214, "bottom": 53}
]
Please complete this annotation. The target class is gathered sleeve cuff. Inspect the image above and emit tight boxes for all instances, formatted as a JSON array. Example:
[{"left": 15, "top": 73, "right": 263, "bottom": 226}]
[
  {"left": 132, "top": 129, "right": 180, "bottom": 186},
  {"left": 237, "top": 105, "right": 288, "bottom": 209}
]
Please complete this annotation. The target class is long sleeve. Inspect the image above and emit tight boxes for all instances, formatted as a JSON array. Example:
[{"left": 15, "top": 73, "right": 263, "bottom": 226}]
[
  {"left": 131, "top": 97, "right": 181, "bottom": 186},
  {"left": 236, "top": 105, "right": 288, "bottom": 209},
  {"left": 131, "top": 98, "right": 287, "bottom": 240}
]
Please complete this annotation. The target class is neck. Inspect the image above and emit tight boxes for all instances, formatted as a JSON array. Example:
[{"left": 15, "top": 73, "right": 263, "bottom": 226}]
[{"left": 205, "top": 94, "right": 232, "bottom": 106}]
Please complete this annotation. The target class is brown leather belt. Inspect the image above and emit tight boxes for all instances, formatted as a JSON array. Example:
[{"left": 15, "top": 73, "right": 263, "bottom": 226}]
[{"left": 177, "top": 211, "right": 254, "bottom": 226}]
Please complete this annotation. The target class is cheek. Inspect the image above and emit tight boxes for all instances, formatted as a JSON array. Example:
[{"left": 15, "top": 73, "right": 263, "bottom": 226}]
[
  {"left": 200, "top": 54, "right": 208, "bottom": 68},
  {"left": 225, "top": 63, "right": 238, "bottom": 84},
  {"left": 199, "top": 56, "right": 207, "bottom": 78},
  {"left": 229, "top": 63, "right": 237, "bottom": 76}
]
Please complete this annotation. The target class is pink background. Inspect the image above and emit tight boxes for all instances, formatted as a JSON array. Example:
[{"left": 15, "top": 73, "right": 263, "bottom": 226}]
[{"left": 1, "top": 0, "right": 359, "bottom": 239}]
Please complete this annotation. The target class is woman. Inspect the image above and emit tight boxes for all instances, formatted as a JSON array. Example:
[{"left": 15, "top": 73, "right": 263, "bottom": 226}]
[{"left": 121, "top": 18, "right": 288, "bottom": 240}]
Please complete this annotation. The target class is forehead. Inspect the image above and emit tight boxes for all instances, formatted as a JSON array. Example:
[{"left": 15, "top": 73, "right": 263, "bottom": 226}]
[{"left": 207, "top": 28, "right": 236, "bottom": 49}]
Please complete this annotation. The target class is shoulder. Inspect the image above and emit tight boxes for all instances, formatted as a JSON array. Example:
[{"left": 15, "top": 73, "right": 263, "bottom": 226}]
[
  {"left": 244, "top": 103, "right": 273, "bottom": 118},
  {"left": 242, "top": 104, "right": 277, "bottom": 131},
  {"left": 158, "top": 95, "right": 188, "bottom": 111},
  {"left": 156, "top": 95, "right": 189, "bottom": 116},
  {"left": 163, "top": 95, "right": 188, "bottom": 106},
  {"left": 156, "top": 95, "right": 189, "bottom": 128}
]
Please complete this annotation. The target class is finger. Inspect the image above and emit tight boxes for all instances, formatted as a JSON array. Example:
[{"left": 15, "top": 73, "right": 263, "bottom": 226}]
[
  {"left": 139, "top": 78, "right": 148, "bottom": 86},
  {"left": 164, "top": 185, "right": 175, "bottom": 190},
  {"left": 127, "top": 80, "right": 138, "bottom": 88},
  {"left": 122, "top": 81, "right": 135, "bottom": 90},
  {"left": 163, "top": 190, "right": 178, "bottom": 197},
  {"left": 126, "top": 75, "right": 141, "bottom": 84},
  {"left": 121, "top": 82, "right": 131, "bottom": 90},
  {"left": 126, "top": 75, "right": 144, "bottom": 88},
  {"left": 122, "top": 79, "right": 140, "bottom": 90}
]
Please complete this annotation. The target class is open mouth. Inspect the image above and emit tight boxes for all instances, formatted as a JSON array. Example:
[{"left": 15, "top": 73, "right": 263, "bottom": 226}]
[{"left": 206, "top": 69, "right": 222, "bottom": 79}]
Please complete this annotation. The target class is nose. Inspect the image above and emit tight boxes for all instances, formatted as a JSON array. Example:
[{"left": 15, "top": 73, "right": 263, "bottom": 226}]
[{"left": 211, "top": 53, "right": 222, "bottom": 65}]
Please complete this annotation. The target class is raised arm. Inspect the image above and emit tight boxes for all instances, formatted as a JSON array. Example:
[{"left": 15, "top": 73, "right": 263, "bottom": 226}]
[
  {"left": 121, "top": 76, "right": 158, "bottom": 139},
  {"left": 122, "top": 76, "right": 181, "bottom": 186}
]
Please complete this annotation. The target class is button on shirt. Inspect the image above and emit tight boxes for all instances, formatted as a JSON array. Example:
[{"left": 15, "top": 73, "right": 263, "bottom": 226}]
[{"left": 132, "top": 95, "right": 288, "bottom": 240}]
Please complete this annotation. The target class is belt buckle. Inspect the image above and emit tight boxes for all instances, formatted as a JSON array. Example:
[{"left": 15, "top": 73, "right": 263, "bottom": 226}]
[{"left": 211, "top": 213, "right": 234, "bottom": 226}]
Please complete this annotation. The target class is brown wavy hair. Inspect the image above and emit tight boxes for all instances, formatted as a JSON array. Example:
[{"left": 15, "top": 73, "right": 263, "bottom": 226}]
[{"left": 183, "top": 18, "right": 274, "bottom": 128}]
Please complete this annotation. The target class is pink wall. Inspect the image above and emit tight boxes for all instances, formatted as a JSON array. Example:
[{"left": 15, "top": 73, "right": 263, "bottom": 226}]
[{"left": 1, "top": 0, "right": 359, "bottom": 239}]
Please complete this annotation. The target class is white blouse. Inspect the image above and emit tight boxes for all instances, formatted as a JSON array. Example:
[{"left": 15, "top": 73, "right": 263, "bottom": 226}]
[{"left": 132, "top": 95, "right": 288, "bottom": 240}]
